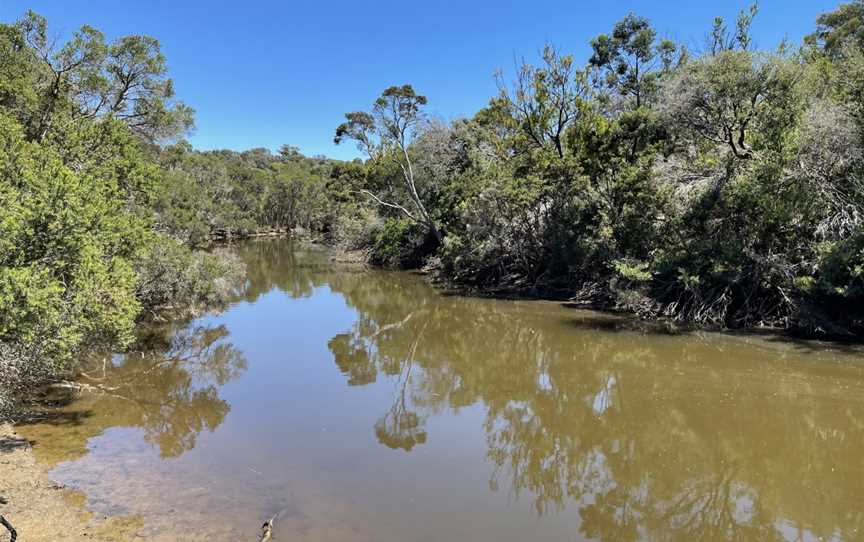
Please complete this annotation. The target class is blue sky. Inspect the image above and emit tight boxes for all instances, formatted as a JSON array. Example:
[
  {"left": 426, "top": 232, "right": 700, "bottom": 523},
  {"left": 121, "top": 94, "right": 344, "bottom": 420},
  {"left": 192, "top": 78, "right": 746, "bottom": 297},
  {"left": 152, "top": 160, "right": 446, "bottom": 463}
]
[{"left": 0, "top": 0, "right": 840, "bottom": 160}]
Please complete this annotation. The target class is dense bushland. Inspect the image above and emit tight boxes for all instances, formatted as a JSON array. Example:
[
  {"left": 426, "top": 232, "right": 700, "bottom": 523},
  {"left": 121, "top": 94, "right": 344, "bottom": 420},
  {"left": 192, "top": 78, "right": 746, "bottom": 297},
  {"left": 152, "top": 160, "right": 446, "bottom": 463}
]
[
  {"left": 332, "top": 2, "right": 864, "bottom": 337},
  {"left": 0, "top": 13, "right": 235, "bottom": 414},
  {"left": 0, "top": 10, "right": 359, "bottom": 415},
  {"left": 3, "top": 2, "right": 864, "bottom": 414}
]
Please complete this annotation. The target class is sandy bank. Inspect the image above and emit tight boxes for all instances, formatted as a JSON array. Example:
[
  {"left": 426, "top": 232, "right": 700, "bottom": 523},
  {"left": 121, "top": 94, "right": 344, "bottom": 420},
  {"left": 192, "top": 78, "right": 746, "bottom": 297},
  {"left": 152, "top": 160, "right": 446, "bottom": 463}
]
[{"left": 0, "top": 423, "right": 143, "bottom": 542}]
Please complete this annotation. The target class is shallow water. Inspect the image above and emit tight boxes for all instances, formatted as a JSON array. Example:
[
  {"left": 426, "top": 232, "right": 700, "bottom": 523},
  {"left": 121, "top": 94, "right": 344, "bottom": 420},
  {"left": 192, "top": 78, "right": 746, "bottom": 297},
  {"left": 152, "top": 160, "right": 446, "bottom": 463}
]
[{"left": 17, "top": 239, "right": 864, "bottom": 541}]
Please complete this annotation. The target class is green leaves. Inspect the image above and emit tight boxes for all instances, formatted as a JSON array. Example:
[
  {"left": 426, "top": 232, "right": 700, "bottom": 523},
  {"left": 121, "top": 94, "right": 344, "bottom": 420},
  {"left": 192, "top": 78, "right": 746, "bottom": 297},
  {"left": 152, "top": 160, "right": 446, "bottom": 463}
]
[
  {"left": 496, "top": 44, "right": 592, "bottom": 159},
  {"left": 589, "top": 13, "right": 678, "bottom": 108},
  {"left": 334, "top": 111, "right": 376, "bottom": 153},
  {"left": 376, "top": 85, "right": 427, "bottom": 122},
  {"left": 0, "top": 112, "right": 149, "bottom": 364},
  {"left": 807, "top": 0, "right": 864, "bottom": 57},
  {"left": 0, "top": 11, "right": 194, "bottom": 144},
  {"left": 710, "top": 3, "right": 758, "bottom": 55},
  {"left": 335, "top": 85, "right": 441, "bottom": 241},
  {"left": 335, "top": 85, "right": 428, "bottom": 155},
  {"left": 659, "top": 50, "right": 799, "bottom": 160}
]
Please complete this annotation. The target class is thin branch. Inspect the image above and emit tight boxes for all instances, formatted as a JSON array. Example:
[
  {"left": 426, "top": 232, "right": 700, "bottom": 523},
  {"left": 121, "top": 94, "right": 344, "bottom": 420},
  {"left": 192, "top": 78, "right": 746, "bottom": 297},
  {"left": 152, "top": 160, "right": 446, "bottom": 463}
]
[
  {"left": 357, "top": 189, "right": 417, "bottom": 221},
  {"left": 0, "top": 515, "right": 17, "bottom": 542}
]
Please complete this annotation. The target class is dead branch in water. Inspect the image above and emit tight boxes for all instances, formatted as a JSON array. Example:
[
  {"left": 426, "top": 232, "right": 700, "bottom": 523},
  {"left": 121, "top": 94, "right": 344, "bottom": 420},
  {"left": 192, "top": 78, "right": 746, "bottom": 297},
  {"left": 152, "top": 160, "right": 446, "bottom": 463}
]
[
  {"left": 0, "top": 515, "right": 17, "bottom": 541},
  {"left": 48, "top": 381, "right": 132, "bottom": 402},
  {"left": 50, "top": 381, "right": 119, "bottom": 393},
  {"left": 258, "top": 507, "right": 291, "bottom": 542},
  {"left": 259, "top": 517, "right": 273, "bottom": 542}
]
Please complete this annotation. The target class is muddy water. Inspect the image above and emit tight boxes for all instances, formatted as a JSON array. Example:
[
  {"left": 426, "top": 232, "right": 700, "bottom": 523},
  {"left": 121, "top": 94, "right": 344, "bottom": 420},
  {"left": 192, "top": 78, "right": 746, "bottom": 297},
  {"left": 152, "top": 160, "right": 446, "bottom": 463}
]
[{"left": 16, "top": 239, "right": 864, "bottom": 541}]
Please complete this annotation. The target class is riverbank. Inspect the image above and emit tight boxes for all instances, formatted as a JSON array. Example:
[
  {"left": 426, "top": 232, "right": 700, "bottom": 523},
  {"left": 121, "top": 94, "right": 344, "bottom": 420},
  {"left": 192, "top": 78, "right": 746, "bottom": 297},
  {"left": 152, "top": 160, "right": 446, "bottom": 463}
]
[
  {"left": 290, "top": 236, "right": 861, "bottom": 341},
  {"left": 0, "top": 424, "right": 146, "bottom": 542},
  {"left": 213, "top": 237, "right": 848, "bottom": 342}
]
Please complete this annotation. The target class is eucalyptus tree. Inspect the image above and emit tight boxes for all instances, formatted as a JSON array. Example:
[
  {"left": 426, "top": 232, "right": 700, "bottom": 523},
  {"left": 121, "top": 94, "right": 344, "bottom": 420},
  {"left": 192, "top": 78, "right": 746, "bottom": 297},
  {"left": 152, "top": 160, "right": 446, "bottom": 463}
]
[
  {"left": 589, "top": 14, "right": 678, "bottom": 109},
  {"left": 495, "top": 44, "right": 593, "bottom": 158},
  {"left": 335, "top": 85, "right": 441, "bottom": 242}
]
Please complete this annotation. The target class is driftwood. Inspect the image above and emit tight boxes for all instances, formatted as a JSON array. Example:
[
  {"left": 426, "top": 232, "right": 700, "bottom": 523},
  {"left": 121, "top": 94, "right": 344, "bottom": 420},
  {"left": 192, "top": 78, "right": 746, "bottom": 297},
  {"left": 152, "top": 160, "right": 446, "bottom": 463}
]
[
  {"left": 259, "top": 517, "right": 273, "bottom": 542},
  {"left": 258, "top": 507, "right": 291, "bottom": 542},
  {"left": 0, "top": 515, "right": 16, "bottom": 542},
  {"left": 48, "top": 381, "right": 130, "bottom": 402}
]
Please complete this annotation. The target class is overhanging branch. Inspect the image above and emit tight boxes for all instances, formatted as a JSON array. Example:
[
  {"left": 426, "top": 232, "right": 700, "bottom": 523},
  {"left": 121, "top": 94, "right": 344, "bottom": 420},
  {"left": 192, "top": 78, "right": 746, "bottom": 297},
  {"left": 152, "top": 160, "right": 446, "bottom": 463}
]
[{"left": 357, "top": 189, "right": 417, "bottom": 222}]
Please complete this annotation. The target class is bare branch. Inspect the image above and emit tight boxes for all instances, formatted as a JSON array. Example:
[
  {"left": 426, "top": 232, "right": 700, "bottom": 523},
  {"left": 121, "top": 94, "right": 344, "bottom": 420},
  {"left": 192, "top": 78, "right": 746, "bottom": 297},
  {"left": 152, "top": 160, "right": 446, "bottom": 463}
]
[{"left": 357, "top": 189, "right": 417, "bottom": 222}]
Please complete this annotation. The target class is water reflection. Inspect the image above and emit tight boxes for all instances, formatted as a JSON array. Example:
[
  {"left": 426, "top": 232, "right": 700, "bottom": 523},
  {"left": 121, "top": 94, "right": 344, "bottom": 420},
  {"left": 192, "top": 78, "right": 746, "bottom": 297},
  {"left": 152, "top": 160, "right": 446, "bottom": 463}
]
[
  {"left": 14, "top": 239, "right": 864, "bottom": 542},
  {"left": 237, "top": 239, "right": 435, "bottom": 452},
  {"left": 23, "top": 321, "right": 246, "bottom": 464},
  {"left": 237, "top": 238, "right": 342, "bottom": 301},
  {"left": 313, "top": 240, "right": 864, "bottom": 541}
]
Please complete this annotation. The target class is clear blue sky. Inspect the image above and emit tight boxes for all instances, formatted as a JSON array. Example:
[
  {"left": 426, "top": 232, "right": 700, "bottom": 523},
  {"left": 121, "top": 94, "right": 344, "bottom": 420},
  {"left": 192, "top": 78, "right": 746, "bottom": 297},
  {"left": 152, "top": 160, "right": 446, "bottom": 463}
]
[{"left": 0, "top": 0, "right": 839, "bottom": 160}]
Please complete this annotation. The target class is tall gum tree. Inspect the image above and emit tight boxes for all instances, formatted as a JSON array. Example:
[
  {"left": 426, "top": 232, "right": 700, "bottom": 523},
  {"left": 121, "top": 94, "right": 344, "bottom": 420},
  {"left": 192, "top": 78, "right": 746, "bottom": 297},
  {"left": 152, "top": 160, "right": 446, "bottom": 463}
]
[{"left": 335, "top": 85, "right": 442, "bottom": 243}]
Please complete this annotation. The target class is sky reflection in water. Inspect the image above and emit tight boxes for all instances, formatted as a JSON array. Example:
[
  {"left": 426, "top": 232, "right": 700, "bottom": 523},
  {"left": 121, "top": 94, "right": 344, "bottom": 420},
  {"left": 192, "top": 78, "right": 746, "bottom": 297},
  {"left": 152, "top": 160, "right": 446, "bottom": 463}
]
[{"left": 17, "top": 239, "right": 864, "bottom": 542}]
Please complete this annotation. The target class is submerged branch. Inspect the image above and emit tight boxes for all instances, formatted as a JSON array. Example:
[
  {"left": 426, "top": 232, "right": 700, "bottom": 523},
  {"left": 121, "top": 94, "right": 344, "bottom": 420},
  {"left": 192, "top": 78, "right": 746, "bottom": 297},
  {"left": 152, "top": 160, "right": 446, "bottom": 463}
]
[
  {"left": 0, "top": 515, "right": 16, "bottom": 542},
  {"left": 258, "top": 507, "right": 291, "bottom": 542}
]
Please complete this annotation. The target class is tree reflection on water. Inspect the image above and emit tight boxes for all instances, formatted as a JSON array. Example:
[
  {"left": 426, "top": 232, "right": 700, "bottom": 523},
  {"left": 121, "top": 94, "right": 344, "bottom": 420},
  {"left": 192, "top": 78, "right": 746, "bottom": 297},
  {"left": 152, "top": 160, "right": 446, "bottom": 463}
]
[
  {"left": 21, "top": 321, "right": 247, "bottom": 462},
  {"left": 318, "top": 247, "right": 864, "bottom": 542},
  {"left": 21, "top": 239, "right": 861, "bottom": 542}
]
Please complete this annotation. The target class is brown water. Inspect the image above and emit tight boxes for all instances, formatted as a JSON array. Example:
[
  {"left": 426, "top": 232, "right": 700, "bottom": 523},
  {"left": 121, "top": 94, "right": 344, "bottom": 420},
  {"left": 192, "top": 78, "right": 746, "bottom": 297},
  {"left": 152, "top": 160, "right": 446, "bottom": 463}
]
[{"left": 16, "top": 239, "right": 864, "bottom": 541}]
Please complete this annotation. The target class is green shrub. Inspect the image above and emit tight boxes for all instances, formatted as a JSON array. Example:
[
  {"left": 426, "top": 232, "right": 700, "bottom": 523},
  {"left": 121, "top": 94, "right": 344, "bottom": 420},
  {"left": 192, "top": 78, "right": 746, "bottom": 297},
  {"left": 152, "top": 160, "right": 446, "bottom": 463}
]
[
  {"left": 135, "top": 237, "right": 246, "bottom": 319},
  {"left": 370, "top": 218, "right": 430, "bottom": 268},
  {"left": 0, "top": 113, "right": 145, "bottom": 367},
  {"left": 330, "top": 208, "right": 382, "bottom": 251}
]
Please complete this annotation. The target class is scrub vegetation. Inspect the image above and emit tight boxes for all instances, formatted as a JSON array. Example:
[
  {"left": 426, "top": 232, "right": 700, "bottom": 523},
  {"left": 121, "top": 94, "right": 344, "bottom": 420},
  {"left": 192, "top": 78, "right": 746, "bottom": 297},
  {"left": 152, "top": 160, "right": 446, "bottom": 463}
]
[{"left": 2, "top": 2, "right": 864, "bottom": 415}]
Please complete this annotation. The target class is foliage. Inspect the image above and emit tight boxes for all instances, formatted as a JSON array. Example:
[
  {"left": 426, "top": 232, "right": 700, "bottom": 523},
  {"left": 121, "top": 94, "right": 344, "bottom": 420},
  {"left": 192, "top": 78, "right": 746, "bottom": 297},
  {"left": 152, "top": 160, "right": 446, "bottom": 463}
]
[
  {"left": 369, "top": 218, "right": 429, "bottom": 268},
  {"left": 5, "top": 0, "right": 864, "bottom": 421},
  {"left": 0, "top": 112, "right": 145, "bottom": 366},
  {"left": 153, "top": 143, "right": 344, "bottom": 244},
  {"left": 3, "top": 10, "right": 193, "bottom": 144},
  {"left": 589, "top": 13, "right": 680, "bottom": 109},
  {"left": 333, "top": 2, "right": 864, "bottom": 336},
  {"left": 135, "top": 238, "right": 246, "bottom": 318},
  {"left": 0, "top": 11, "right": 297, "bottom": 416},
  {"left": 807, "top": 0, "right": 864, "bottom": 57},
  {"left": 496, "top": 45, "right": 593, "bottom": 158},
  {"left": 335, "top": 85, "right": 442, "bottom": 242}
]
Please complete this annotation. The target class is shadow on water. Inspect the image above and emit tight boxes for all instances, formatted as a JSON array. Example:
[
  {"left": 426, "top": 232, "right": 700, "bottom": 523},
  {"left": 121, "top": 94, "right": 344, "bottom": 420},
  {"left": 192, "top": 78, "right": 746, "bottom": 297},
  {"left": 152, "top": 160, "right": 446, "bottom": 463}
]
[
  {"left": 22, "top": 409, "right": 94, "bottom": 427},
  {"left": 560, "top": 312, "right": 675, "bottom": 333},
  {"left": 762, "top": 333, "right": 864, "bottom": 356},
  {"left": 560, "top": 300, "right": 864, "bottom": 353},
  {"left": 0, "top": 436, "right": 29, "bottom": 453}
]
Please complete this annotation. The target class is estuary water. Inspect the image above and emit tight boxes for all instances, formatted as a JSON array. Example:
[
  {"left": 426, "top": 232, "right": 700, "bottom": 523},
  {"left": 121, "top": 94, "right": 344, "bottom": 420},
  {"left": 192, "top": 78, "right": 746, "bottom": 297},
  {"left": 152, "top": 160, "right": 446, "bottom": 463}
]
[{"left": 16, "top": 239, "right": 864, "bottom": 541}]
